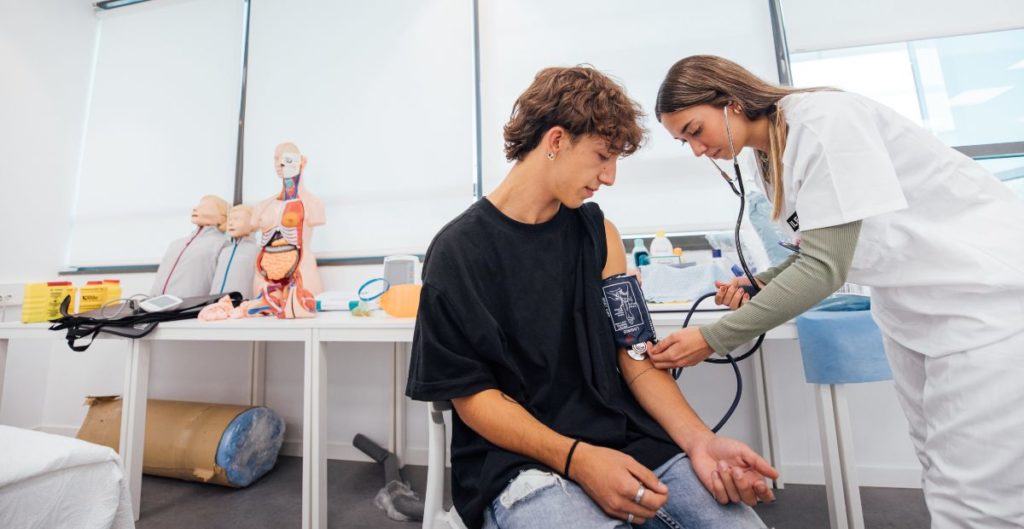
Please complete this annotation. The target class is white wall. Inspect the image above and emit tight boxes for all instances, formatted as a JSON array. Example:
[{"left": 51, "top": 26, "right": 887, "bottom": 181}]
[
  {"left": 0, "top": 0, "right": 924, "bottom": 489},
  {"left": 0, "top": 0, "right": 97, "bottom": 283},
  {"left": 0, "top": 0, "right": 98, "bottom": 427}
]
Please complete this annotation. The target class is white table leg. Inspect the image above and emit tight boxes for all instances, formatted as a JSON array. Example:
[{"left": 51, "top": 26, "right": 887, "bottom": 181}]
[
  {"left": 753, "top": 344, "right": 784, "bottom": 489},
  {"left": 833, "top": 385, "right": 865, "bottom": 529},
  {"left": 388, "top": 344, "right": 397, "bottom": 456},
  {"left": 816, "top": 383, "right": 849, "bottom": 529},
  {"left": 122, "top": 339, "right": 151, "bottom": 522},
  {"left": 313, "top": 331, "right": 327, "bottom": 529},
  {"left": 302, "top": 335, "right": 312, "bottom": 529},
  {"left": 250, "top": 341, "right": 267, "bottom": 406},
  {"left": 394, "top": 342, "right": 407, "bottom": 466},
  {"left": 0, "top": 338, "right": 8, "bottom": 417},
  {"left": 303, "top": 331, "right": 327, "bottom": 529}
]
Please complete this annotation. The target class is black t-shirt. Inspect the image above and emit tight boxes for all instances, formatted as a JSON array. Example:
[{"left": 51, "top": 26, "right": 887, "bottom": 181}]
[{"left": 406, "top": 198, "right": 678, "bottom": 529}]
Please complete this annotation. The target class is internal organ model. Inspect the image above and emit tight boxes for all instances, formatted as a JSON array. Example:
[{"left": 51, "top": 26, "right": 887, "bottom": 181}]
[
  {"left": 248, "top": 143, "right": 325, "bottom": 319},
  {"left": 151, "top": 195, "right": 229, "bottom": 298}
]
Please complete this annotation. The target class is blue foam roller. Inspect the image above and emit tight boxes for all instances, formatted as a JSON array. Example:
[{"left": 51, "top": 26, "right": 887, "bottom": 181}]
[
  {"left": 215, "top": 407, "right": 286, "bottom": 487},
  {"left": 796, "top": 310, "right": 892, "bottom": 385}
]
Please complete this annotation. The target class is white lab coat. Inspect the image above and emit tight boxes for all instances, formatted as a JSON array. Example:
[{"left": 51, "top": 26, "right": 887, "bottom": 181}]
[
  {"left": 771, "top": 91, "right": 1024, "bottom": 355},
  {"left": 764, "top": 91, "right": 1024, "bottom": 527}
]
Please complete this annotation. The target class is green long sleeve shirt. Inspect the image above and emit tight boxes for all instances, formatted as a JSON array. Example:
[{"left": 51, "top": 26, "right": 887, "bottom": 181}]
[{"left": 700, "top": 220, "right": 863, "bottom": 354}]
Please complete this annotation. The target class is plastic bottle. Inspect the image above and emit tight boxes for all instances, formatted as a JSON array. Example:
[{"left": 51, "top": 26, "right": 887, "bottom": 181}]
[
  {"left": 711, "top": 249, "right": 743, "bottom": 281},
  {"left": 672, "top": 248, "right": 690, "bottom": 267},
  {"left": 649, "top": 230, "right": 679, "bottom": 266},
  {"left": 650, "top": 230, "right": 674, "bottom": 257},
  {"left": 631, "top": 239, "right": 650, "bottom": 268}
]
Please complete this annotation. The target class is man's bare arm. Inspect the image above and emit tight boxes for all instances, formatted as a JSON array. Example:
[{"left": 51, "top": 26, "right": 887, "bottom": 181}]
[{"left": 600, "top": 219, "right": 714, "bottom": 453}]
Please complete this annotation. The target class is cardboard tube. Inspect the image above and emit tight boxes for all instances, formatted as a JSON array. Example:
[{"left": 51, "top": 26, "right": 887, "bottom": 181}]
[{"left": 77, "top": 397, "right": 251, "bottom": 487}]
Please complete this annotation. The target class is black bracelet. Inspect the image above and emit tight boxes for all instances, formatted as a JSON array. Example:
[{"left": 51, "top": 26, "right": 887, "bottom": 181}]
[{"left": 563, "top": 439, "right": 582, "bottom": 479}]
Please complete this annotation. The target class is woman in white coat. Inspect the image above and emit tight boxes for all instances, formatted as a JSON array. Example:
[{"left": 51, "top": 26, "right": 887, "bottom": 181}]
[{"left": 647, "top": 55, "right": 1024, "bottom": 528}]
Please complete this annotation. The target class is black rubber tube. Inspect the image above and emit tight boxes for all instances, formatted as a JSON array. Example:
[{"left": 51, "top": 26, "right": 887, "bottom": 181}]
[{"left": 672, "top": 292, "right": 764, "bottom": 433}]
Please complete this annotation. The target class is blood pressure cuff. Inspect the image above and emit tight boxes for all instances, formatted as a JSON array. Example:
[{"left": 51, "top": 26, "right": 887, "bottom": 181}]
[
  {"left": 49, "top": 292, "right": 242, "bottom": 352},
  {"left": 601, "top": 274, "right": 657, "bottom": 349}
]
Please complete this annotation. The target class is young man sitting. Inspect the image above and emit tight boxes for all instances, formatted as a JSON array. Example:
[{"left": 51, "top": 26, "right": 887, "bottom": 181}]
[{"left": 406, "top": 66, "right": 777, "bottom": 529}]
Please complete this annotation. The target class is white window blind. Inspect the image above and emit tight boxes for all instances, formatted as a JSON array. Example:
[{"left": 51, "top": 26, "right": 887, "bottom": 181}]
[
  {"left": 242, "top": 0, "right": 476, "bottom": 258},
  {"left": 68, "top": 0, "right": 245, "bottom": 266},
  {"left": 477, "top": 0, "right": 778, "bottom": 237},
  {"left": 780, "top": 0, "right": 1024, "bottom": 53}
]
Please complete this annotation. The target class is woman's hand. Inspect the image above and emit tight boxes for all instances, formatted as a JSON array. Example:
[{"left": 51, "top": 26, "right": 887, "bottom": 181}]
[
  {"left": 648, "top": 327, "right": 714, "bottom": 369},
  {"left": 570, "top": 443, "right": 669, "bottom": 524},
  {"left": 686, "top": 434, "right": 778, "bottom": 506},
  {"left": 714, "top": 277, "right": 764, "bottom": 310}
]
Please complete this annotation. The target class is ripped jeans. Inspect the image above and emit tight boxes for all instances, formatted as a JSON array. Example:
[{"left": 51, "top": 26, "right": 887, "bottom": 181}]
[{"left": 481, "top": 454, "right": 766, "bottom": 529}]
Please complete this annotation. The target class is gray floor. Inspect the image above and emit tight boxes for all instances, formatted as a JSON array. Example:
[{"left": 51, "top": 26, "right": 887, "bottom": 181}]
[{"left": 136, "top": 456, "right": 929, "bottom": 529}]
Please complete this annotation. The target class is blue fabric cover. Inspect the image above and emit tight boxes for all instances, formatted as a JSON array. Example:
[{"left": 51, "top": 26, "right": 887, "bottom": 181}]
[
  {"left": 796, "top": 309, "right": 892, "bottom": 385},
  {"left": 215, "top": 406, "right": 286, "bottom": 487},
  {"left": 811, "top": 294, "right": 871, "bottom": 312}
]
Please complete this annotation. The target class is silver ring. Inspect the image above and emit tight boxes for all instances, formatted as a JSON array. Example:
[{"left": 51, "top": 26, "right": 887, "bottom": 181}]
[
  {"left": 626, "top": 513, "right": 635, "bottom": 524},
  {"left": 633, "top": 484, "right": 646, "bottom": 504}
]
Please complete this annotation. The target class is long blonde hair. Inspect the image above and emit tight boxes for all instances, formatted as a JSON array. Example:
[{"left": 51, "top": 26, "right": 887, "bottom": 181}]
[{"left": 655, "top": 55, "right": 827, "bottom": 220}]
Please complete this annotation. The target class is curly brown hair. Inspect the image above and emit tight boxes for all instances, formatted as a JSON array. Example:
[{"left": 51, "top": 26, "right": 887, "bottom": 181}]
[{"left": 503, "top": 66, "right": 645, "bottom": 162}]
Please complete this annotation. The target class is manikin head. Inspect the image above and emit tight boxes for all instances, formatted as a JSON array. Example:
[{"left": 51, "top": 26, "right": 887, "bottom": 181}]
[
  {"left": 503, "top": 66, "right": 645, "bottom": 209},
  {"left": 191, "top": 195, "right": 230, "bottom": 232},
  {"left": 225, "top": 204, "right": 254, "bottom": 238},
  {"left": 274, "top": 142, "right": 306, "bottom": 179}
]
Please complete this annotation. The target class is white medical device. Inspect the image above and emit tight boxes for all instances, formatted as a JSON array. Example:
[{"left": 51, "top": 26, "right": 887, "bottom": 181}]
[
  {"left": 383, "top": 255, "right": 419, "bottom": 287},
  {"left": 139, "top": 294, "right": 183, "bottom": 313}
]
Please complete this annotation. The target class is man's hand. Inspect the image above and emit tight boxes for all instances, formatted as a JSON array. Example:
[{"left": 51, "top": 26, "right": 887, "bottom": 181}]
[
  {"left": 686, "top": 435, "right": 778, "bottom": 506},
  {"left": 570, "top": 443, "right": 669, "bottom": 525},
  {"left": 648, "top": 327, "right": 714, "bottom": 369}
]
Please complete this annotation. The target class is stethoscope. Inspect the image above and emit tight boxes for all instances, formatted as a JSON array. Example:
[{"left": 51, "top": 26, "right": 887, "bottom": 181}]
[
  {"left": 673, "top": 105, "right": 769, "bottom": 434},
  {"left": 707, "top": 104, "right": 762, "bottom": 292},
  {"left": 708, "top": 106, "right": 802, "bottom": 254}
]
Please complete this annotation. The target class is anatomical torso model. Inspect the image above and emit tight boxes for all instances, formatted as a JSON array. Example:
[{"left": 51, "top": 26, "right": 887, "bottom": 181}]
[{"left": 248, "top": 143, "right": 325, "bottom": 318}]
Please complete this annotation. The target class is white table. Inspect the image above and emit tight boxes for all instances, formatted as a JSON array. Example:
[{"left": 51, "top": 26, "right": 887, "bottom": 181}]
[{"left": 0, "top": 311, "right": 795, "bottom": 529}]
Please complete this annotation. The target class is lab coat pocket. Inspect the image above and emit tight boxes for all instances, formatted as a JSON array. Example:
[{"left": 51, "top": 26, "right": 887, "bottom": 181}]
[{"left": 848, "top": 219, "right": 892, "bottom": 275}]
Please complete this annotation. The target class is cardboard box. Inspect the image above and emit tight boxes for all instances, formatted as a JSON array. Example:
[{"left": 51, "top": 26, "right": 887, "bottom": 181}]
[{"left": 77, "top": 396, "right": 253, "bottom": 487}]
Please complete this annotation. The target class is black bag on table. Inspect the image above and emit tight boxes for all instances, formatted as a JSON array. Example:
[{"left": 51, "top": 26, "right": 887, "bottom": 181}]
[{"left": 49, "top": 292, "right": 242, "bottom": 352}]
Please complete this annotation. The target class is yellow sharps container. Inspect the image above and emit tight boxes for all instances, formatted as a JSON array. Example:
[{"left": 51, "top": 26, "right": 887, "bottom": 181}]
[{"left": 22, "top": 281, "right": 77, "bottom": 323}]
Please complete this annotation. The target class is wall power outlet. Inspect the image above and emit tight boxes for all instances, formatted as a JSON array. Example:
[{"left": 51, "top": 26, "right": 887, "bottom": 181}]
[
  {"left": 0, "top": 283, "right": 24, "bottom": 322},
  {"left": 0, "top": 283, "right": 25, "bottom": 307}
]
